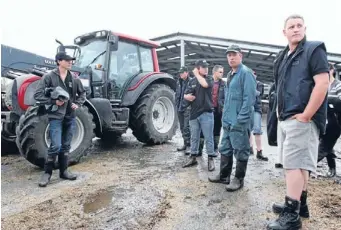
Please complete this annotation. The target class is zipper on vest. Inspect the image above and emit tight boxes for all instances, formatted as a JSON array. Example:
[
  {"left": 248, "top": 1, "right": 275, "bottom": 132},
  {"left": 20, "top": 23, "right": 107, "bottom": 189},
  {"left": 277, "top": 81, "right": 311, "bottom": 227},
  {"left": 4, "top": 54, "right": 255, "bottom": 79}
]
[{"left": 279, "top": 48, "right": 304, "bottom": 120}]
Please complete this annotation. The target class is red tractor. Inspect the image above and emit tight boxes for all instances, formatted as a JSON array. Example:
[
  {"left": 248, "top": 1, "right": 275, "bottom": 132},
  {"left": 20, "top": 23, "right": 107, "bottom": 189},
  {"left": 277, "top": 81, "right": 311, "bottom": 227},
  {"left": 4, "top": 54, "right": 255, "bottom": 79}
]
[{"left": 2, "top": 30, "right": 178, "bottom": 168}]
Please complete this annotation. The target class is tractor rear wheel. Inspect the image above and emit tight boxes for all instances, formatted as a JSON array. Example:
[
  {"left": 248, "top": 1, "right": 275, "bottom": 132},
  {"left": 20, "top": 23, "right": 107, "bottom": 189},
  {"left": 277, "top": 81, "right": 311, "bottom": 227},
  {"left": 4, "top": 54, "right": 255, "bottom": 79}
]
[
  {"left": 16, "top": 106, "right": 95, "bottom": 169},
  {"left": 130, "top": 84, "right": 177, "bottom": 144}
]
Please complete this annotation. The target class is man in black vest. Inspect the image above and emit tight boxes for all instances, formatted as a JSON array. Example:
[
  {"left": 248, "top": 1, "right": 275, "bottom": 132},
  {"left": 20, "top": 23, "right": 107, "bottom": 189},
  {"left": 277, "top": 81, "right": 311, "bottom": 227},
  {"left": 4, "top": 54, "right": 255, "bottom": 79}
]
[{"left": 267, "top": 15, "right": 329, "bottom": 230}]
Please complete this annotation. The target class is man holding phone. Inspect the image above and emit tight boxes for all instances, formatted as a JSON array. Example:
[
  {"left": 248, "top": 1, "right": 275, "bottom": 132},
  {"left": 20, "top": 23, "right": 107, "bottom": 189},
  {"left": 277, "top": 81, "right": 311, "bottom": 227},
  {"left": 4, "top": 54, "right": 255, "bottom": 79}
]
[{"left": 182, "top": 60, "right": 216, "bottom": 171}]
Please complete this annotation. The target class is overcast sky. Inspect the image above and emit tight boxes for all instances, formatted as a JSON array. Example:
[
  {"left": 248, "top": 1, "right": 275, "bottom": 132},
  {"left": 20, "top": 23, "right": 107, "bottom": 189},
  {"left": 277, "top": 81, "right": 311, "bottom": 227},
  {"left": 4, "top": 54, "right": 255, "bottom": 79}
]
[{"left": 1, "top": 0, "right": 340, "bottom": 59}]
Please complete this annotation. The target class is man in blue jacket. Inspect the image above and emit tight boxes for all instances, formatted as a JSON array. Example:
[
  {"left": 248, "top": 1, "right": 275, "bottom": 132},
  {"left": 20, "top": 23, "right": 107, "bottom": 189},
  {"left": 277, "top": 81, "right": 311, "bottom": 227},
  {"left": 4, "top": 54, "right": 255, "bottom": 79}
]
[
  {"left": 209, "top": 45, "right": 256, "bottom": 191},
  {"left": 267, "top": 14, "right": 329, "bottom": 230}
]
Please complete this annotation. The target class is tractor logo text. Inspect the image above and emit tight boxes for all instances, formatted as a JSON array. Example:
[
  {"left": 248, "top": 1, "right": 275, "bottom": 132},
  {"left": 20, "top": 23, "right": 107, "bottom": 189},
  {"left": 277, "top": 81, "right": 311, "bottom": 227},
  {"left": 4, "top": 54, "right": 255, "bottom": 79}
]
[{"left": 44, "top": 60, "right": 56, "bottom": 65}]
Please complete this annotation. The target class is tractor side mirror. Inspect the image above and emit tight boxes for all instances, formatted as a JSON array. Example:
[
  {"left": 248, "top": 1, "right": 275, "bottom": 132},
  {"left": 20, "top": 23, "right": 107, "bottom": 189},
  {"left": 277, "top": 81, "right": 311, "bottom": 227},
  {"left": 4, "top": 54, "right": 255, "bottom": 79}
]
[
  {"left": 109, "top": 34, "right": 118, "bottom": 51},
  {"left": 55, "top": 39, "right": 81, "bottom": 60}
]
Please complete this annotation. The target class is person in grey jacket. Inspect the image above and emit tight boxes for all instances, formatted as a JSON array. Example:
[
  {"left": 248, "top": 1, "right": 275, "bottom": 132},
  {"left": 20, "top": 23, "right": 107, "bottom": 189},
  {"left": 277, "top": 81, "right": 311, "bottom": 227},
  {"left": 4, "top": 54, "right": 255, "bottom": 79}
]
[{"left": 34, "top": 51, "right": 86, "bottom": 187}]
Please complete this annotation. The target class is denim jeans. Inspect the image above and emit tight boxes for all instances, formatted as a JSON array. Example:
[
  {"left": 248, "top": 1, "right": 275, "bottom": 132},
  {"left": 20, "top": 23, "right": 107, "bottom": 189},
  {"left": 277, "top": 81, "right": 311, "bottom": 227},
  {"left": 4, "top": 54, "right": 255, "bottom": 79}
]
[
  {"left": 219, "top": 124, "right": 251, "bottom": 161},
  {"left": 189, "top": 112, "right": 216, "bottom": 157},
  {"left": 47, "top": 117, "right": 75, "bottom": 157}
]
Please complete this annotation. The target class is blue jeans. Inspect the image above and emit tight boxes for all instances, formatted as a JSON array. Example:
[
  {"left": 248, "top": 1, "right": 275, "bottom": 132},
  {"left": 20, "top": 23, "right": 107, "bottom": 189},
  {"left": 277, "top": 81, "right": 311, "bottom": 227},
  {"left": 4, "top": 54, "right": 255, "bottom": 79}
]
[
  {"left": 219, "top": 124, "right": 251, "bottom": 161},
  {"left": 252, "top": 111, "right": 263, "bottom": 135},
  {"left": 189, "top": 112, "right": 216, "bottom": 157},
  {"left": 47, "top": 117, "right": 75, "bottom": 157}
]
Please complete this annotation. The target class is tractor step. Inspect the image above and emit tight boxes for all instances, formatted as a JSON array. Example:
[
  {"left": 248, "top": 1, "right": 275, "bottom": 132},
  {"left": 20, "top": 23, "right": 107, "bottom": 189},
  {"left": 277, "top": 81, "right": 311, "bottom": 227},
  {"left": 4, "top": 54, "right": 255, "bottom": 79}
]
[{"left": 111, "top": 107, "right": 129, "bottom": 126}]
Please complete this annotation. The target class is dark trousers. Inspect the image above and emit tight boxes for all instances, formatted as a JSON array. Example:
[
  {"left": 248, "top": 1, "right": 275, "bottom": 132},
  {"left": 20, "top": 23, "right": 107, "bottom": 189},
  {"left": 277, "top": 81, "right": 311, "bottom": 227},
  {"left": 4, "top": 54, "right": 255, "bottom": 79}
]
[
  {"left": 318, "top": 112, "right": 340, "bottom": 169},
  {"left": 178, "top": 108, "right": 191, "bottom": 146},
  {"left": 199, "top": 108, "right": 222, "bottom": 152},
  {"left": 47, "top": 117, "right": 75, "bottom": 157}
]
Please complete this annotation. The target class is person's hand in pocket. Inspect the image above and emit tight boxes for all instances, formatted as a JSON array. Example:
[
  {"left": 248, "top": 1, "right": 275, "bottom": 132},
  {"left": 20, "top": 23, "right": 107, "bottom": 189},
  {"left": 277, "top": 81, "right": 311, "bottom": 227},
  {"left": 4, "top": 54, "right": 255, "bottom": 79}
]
[{"left": 291, "top": 113, "right": 310, "bottom": 123}]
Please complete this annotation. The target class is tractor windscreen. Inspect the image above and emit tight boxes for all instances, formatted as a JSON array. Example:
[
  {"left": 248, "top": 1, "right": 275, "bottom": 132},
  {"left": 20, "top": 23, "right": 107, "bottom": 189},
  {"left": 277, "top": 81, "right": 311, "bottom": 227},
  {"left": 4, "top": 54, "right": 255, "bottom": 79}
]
[{"left": 74, "top": 39, "right": 107, "bottom": 81}]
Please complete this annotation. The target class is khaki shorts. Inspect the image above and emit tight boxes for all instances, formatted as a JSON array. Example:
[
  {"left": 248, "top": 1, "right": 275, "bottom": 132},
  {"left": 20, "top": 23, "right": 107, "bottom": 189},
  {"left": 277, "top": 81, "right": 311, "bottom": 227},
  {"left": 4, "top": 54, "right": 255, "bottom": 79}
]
[{"left": 277, "top": 119, "right": 320, "bottom": 173}]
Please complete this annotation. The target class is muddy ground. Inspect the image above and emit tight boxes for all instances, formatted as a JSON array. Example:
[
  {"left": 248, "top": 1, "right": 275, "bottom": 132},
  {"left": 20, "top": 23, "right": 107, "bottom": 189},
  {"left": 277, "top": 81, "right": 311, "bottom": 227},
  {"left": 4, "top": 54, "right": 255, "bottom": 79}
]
[{"left": 1, "top": 121, "right": 341, "bottom": 230}]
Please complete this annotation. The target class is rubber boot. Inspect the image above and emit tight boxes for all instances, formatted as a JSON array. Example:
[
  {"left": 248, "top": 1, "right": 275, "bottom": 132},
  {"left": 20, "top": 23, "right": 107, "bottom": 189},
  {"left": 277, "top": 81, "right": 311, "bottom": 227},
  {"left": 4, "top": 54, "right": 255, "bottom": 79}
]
[
  {"left": 226, "top": 160, "right": 247, "bottom": 192},
  {"left": 208, "top": 155, "right": 233, "bottom": 184},
  {"left": 256, "top": 150, "right": 268, "bottom": 161},
  {"left": 267, "top": 196, "right": 302, "bottom": 230},
  {"left": 183, "top": 155, "right": 198, "bottom": 168},
  {"left": 38, "top": 155, "right": 55, "bottom": 187},
  {"left": 59, "top": 152, "right": 77, "bottom": 180},
  {"left": 208, "top": 157, "right": 215, "bottom": 171},
  {"left": 272, "top": 190, "right": 309, "bottom": 218}
]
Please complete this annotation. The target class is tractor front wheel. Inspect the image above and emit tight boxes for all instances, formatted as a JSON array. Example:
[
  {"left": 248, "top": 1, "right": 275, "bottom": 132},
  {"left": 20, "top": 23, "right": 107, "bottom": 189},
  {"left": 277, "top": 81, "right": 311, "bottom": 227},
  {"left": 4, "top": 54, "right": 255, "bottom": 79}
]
[
  {"left": 16, "top": 106, "right": 95, "bottom": 169},
  {"left": 130, "top": 84, "right": 177, "bottom": 144},
  {"left": 1, "top": 121, "right": 19, "bottom": 155}
]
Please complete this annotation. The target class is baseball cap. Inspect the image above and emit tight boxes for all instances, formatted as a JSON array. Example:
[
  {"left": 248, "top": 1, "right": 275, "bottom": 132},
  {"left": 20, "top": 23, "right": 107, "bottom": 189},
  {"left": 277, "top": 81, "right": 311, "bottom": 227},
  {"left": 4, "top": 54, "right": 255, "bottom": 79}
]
[
  {"left": 225, "top": 45, "right": 242, "bottom": 54},
  {"left": 179, "top": 66, "right": 189, "bottom": 73},
  {"left": 195, "top": 59, "right": 209, "bottom": 68},
  {"left": 55, "top": 52, "right": 76, "bottom": 61}
]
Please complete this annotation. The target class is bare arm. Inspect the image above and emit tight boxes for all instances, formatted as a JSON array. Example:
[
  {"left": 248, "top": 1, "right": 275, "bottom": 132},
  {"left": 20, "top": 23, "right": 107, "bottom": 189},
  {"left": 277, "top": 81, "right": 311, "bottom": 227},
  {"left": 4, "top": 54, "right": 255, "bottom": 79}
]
[
  {"left": 303, "top": 73, "right": 329, "bottom": 119},
  {"left": 194, "top": 72, "right": 209, "bottom": 88}
]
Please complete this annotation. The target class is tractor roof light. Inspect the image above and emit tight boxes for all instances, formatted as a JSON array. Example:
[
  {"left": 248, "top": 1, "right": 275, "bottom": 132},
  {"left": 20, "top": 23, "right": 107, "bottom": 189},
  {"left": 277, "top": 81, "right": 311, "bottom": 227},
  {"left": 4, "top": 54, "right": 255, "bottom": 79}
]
[
  {"left": 95, "top": 30, "right": 107, "bottom": 38},
  {"left": 74, "top": 37, "right": 82, "bottom": 45}
]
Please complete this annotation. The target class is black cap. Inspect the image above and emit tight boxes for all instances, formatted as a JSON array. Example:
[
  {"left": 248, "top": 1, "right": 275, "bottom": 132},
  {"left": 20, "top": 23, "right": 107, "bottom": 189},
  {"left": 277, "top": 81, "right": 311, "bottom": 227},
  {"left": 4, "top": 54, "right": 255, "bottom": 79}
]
[
  {"left": 195, "top": 59, "right": 209, "bottom": 68},
  {"left": 55, "top": 52, "right": 76, "bottom": 61},
  {"left": 179, "top": 66, "right": 188, "bottom": 73},
  {"left": 225, "top": 45, "right": 242, "bottom": 54}
]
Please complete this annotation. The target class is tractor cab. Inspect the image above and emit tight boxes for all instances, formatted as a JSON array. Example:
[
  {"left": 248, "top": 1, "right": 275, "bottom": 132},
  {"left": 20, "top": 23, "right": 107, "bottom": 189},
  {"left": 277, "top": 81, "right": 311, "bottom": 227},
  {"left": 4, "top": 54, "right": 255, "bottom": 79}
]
[{"left": 70, "top": 30, "right": 159, "bottom": 101}]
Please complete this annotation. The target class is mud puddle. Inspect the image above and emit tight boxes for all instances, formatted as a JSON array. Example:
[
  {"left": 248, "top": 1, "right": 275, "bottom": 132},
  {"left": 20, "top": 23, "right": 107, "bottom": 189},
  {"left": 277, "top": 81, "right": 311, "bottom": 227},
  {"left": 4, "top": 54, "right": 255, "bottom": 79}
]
[{"left": 83, "top": 186, "right": 135, "bottom": 214}]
